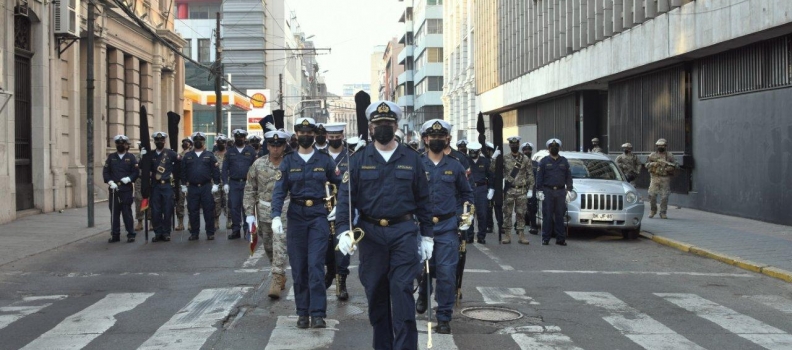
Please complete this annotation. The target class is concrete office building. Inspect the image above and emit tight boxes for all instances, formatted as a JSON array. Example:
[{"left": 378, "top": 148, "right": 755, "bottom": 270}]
[
  {"left": 474, "top": 0, "right": 792, "bottom": 225},
  {"left": 442, "top": 0, "right": 478, "bottom": 141},
  {"left": 371, "top": 45, "right": 386, "bottom": 97}
]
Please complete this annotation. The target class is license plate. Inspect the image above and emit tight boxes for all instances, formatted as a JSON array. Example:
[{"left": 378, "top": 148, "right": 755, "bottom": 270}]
[{"left": 592, "top": 213, "right": 613, "bottom": 221}]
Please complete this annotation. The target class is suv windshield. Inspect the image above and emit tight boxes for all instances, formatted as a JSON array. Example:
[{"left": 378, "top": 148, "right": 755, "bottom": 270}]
[{"left": 568, "top": 159, "right": 624, "bottom": 181}]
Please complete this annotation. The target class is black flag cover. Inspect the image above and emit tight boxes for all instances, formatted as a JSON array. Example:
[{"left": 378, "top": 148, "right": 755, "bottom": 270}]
[
  {"left": 354, "top": 90, "right": 371, "bottom": 142},
  {"left": 492, "top": 114, "right": 504, "bottom": 205},
  {"left": 476, "top": 112, "right": 486, "bottom": 145},
  {"left": 167, "top": 112, "right": 180, "bottom": 151},
  {"left": 139, "top": 105, "right": 153, "bottom": 200},
  {"left": 272, "top": 109, "right": 285, "bottom": 130}
]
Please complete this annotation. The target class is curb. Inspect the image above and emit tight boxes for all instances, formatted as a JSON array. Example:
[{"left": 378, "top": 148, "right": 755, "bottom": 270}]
[{"left": 640, "top": 231, "right": 792, "bottom": 284}]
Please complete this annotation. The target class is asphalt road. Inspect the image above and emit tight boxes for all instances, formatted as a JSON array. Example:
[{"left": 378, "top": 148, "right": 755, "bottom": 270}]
[{"left": 1, "top": 217, "right": 791, "bottom": 350}]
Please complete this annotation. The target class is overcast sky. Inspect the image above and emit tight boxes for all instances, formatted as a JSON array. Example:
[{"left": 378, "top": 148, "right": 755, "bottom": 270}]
[{"left": 286, "top": 0, "right": 404, "bottom": 95}]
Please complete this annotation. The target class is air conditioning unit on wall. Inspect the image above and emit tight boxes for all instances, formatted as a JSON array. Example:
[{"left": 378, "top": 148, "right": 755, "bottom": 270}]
[
  {"left": 54, "top": 0, "right": 80, "bottom": 38},
  {"left": 15, "top": 0, "right": 29, "bottom": 17}
]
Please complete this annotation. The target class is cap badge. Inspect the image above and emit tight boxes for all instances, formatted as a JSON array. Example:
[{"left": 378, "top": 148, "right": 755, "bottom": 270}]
[
  {"left": 432, "top": 121, "right": 442, "bottom": 130},
  {"left": 377, "top": 102, "right": 390, "bottom": 114},
  {"left": 301, "top": 119, "right": 310, "bottom": 126}
]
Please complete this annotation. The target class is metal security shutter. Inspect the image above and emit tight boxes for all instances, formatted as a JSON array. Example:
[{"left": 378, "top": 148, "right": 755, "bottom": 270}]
[{"left": 536, "top": 94, "right": 576, "bottom": 150}]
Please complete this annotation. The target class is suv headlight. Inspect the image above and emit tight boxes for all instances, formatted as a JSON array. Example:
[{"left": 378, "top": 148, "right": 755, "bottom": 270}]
[
  {"left": 626, "top": 191, "right": 638, "bottom": 204},
  {"left": 566, "top": 189, "right": 578, "bottom": 203}
]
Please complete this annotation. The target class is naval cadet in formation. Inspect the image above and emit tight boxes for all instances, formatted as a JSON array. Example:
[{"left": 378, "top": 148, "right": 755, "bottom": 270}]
[
  {"left": 103, "top": 135, "right": 139, "bottom": 243},
  {"left": 536, "top": 138, "right": 573, "bottom": 246},
  {"left": 223, "top": 129, "right": 258, "bottom": 239},
  {"left": 149, "top": 132, "right": 180, "bottom": 242},
  {"left": 465, "top": 141, "right": 493, "bottom": 244},
  {"left": 180, "top": 132, "right": 221, "bottom": 240},
  {"left": 415, "top": 119, "right": 474, "bottom": 334},
  {"left": 335, "top": 101, "right": 433, "bottom": 350},
  {"left": 270, "top": 117, "right": 342, "bottom": 329}
]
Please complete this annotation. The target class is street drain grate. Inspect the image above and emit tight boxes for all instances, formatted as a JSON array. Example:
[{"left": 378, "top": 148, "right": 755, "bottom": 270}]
[{"left": 461, "top": 307, "right": 523, "bottom": 322}]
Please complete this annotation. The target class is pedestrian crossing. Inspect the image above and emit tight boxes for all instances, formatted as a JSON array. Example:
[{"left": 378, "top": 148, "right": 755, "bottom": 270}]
[{"left": 1, "top": 287, "right": 791, "bottom": 349}]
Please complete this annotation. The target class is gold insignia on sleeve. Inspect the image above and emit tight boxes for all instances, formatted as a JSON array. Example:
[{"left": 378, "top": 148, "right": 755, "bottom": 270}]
[
  {"left": 342, "top": 171, "right": 350, "bottom": 183},
  {"left": 275, "top": 171, "right": 282, "bottom": 181}
]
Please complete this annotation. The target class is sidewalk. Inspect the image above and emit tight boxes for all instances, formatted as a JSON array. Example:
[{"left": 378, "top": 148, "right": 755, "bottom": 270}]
[
  {"left": 639, "top": 204, "right": 792, "bottom": 283},
  {"left": 0, "top": 204, "right": 110, "bottom": 267}
]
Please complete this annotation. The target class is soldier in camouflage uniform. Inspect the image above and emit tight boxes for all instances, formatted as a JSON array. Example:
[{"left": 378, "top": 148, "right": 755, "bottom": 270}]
[
  {"left": 615, "top": 142, "right": 642, "bottom": 185},
  {"left": 590, "top": 138, "right": 603, "bottom": 153},
  {"left": 645, "top": 138, "right": 678, "bottom": 219},
  {"left": 175, "top": 137, "right": 192, "bottom": 231},
  {"left": 490, "top": 136, "right": 535, "bottom": 244},
  {"left": 244, "top": 130, "right": 290, "bottom": 299},
  {"left": 213, "top": 135, "right": 229, "bottom": 231}
]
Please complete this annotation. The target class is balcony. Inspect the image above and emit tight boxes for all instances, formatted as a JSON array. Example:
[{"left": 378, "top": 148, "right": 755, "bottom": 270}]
[
  {"left": 398, "top": 95, "right": 414, "bottom": 107},
  {"left": 397, "top": 45, "right": 414, "bottom": 64},
  {"left": 415, "top": 91, "right": 442, "bottom": 111},
  {"left": 413, "top": 63, "right": 442, "bottom": 85},
  {"left": 398, "top": 70, "right": 414, "bottom": 85}
]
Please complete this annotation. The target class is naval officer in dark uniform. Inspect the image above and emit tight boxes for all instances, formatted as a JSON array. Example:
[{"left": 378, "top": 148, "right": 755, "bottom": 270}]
[
  {"left": 180, "top": 132, "right": 221, "bottom": 240},
  {"left": 536, "top": 138, "right": 573, "bottom": 246},
  {"left": 150, "top": 131, "right": 180, "bottom": 242},
  {"left": 223, "top": 129, "right": 258, "bottom": 239},
  {"left": 103, "top": 134, "right": 139, "bottom": 243},
  {"left": 336, "top": 101, "right": 433, "bottom": 350}
]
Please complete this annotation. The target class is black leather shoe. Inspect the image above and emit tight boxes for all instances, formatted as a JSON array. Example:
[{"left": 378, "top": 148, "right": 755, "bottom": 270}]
[
  {"left": 311, "top": 316, "right": 326, "bottom": 329},
  {"left": 436, "top": 321, "right": 451, "bottom": 334},
  {"left": 337, "top": 274, "right": 349, "bottom": 301},
  {"left": 556, "top": 240, "right": 567, "bottom": 246},
  {"left": 529, "top": 227, "right": 539, "bottom": 235},
  {"left": 108, "top": 236, "right": 121, "bottom": 243},
  {"left": 476, "top": 238, "right": 486, "bottom": 244},
  {"left": 188, "top": 235, "right": 199, "bottom": 241},
  {"left": 126, "top": 237, "right": 135, "bottom": 243},
  {"left": 151, "top": 235, "right": 162, "bottom": 242},
  {"left": 227, "top": 232, "right": 241, "bottom": 240},
  {"left": 542, "top": 240, "right": 549, "bottom": 245},
  {"left": 296, "top": 316, "right": 309, "bottom": 329},
  {"left": 416, "top": 293, "right": 428, "bottom": 314},
  {"left": 207, "top": 235, "right": 215, "bottom": 240},
  {"left": 162, "top": 236, "right": 171, "bottom": 242}
]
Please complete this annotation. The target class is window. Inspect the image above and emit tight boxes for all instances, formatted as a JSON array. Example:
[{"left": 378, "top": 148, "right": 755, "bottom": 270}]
[
  {"left": 188, "top": 3, "right": 220, "bottom": 19},
  {"left": 197, "top": 39, "right": 211, "bottom": 63},
  {"left": 415, "top": 76, "right": 443, "bottom": 96},
  {"left": 182, "top": 39, "right": 192, "bottom": 59},
  {"left": 415, "top": 48, "right": 443, "bottom": 72}
]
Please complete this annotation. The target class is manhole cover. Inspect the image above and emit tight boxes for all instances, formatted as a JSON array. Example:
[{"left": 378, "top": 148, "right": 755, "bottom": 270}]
[{"left": 461, "top": 307, "right": 523, "bottom": 322}]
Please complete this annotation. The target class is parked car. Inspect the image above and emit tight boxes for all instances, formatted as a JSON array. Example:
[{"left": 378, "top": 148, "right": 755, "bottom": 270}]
[{"left": 532, "top": 150, "right": 644, "bottom": 239}]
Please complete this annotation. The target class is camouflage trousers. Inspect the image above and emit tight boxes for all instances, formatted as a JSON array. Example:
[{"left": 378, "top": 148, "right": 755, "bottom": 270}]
[
  {"left": 213, "top": 187, "right": 228, "bottom": 220},
  {"left": 503, "top": 190, "right": 528, "bottom": 232},
  {"left": 175, "top": 190, "right": 186, "bottom": 219},
  {"left": 258, "top": 220, "right": 288, "bottom": 275},
  {"left": 134, "top": 185, "right": 149, "bottom": 222},
  {"left": 648, "top": 176, "right": 671, "bottom": 214}
]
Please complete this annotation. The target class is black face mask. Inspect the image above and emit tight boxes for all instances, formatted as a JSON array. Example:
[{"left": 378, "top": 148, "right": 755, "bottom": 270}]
[
  {"left": 234, "top": 139, "right": 245, "bottom": 147},
  {"left": 510, "top": 146, "right": 519, "bottom": 154},
  {"left": 182, "top": 143, "right": 191, "bottom": 150},
  {"left": 251, "top": 143, "right": 261, "bottom": 150},
  {"left": 194, "top": 141, "right": 204, "bottom": 149},
  {"left": 290, "top": 141, "right": 298, "bottom": 149},
  {"left": 428, "top": 139, "right": 446, "bottom": 153},
  {"left": 315, "top": 136, "right": 327, "bottom": 145},
  {"left": 216, "top": 144, "right": 226, "bottom": 152},
  {"left": 549, "top": 146, "right": 559, "bottom": 155},
  {"left": 657, "top": 147, "right": 666, "bottom": 153},
  {"left": 116, "top": 145, "right": 126, "bottom": 153},
  {"left": 523, "top": 151, "right": 532, "bottom": 158},
  {"left": 373, "top": 125, "right": 395, "bottom": 144},
  {"left": 297, "top": 135, "right": 315, "bottom": 149},
  {"left": 155, "top": 142, "right": 165, "bottom": 150},
  {"left": 328, "top": 139, "right": 343, "bottom": 149},
  {"left": 469, "top": 150, "right": 480, "bottom": 158},
  {"left": 624, "top": 150, "right": 631, "bottom": 154}
]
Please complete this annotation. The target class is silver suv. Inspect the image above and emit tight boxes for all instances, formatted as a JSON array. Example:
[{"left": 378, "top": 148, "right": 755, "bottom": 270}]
[{"left": 532, "top": 151, "right": 645, "bottom": 239}]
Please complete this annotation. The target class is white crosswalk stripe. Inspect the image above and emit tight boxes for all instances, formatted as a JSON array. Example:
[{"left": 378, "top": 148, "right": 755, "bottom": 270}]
[
  {"left": 566, "top": 291, "right": 706, "bottom": 350},
  {"left": 417, "top": 320, "right": 458, "bottom": 350},
  {"left": 744, "top": 295, "right": 792, "bottom": 314},
  {"left": 0, "top": 295, "right": 67, "bottom": 331},
  {"left": 511, "top": 333, "right": 585, "bottom": 350},
  {"left": 21, "top": 293, "right": 153, "bottom": 350},
  {"left": 264, "top": 316, "right": 339, "bottom": 350},
  {"left": 476, "top": 287, "right": 539, "bottom": 305},
  {"left": 137, "top": 287, "right": 250, "bottom": 350},
  {"left": 657, "top": 293, "right": 792, "bottom": 350}
]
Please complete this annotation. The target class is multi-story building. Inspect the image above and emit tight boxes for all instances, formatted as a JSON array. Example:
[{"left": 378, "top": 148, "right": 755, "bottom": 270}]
[
  {"left": 342, "top": 83, "right": 371, "bottom": 97},
  {"left": 370, "top": 46, "right": 386, "bottom": 97},
  {"left": 411, "top": 0, "right": 444, "bottom": 127},
  {"left": 381, "top": 39, "right": 404, "bottom": 105},
  {"left": 395, "top": 1, "right": 416, "bottom": 131},
  {"left": 0, "top": 0, "right": 186, "bottom": 222},
  {"left": 327, "top": 96, "right": 357, "bottom": 139},
  {"left": 474, "top": 0, "right": 792, "bottom": 225},
  {"left": 442, "top": 0, "right": 478, "bottom": 142}
]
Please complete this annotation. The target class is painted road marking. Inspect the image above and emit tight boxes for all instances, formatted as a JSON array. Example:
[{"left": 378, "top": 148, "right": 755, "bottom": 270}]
[
  {"left": 470, "top": 244, "right": 514, "bottom": 271},
  {"left": 657, "top": 293, "right": 792, "bottom": 350},
  {"left": 566, "top": 292, "right": 705, "bottom": 350},
  {"left": 477, "top": 287, "right": 539, "bottom": 305},
  {"left": 0, "top": 295, "right": 68, "bottom": 331},
  {"left": 264, "top": 316, "right": 339, "bottom": 350},
  {"left": 242, "top": 244, "right": 267, "bottom": 268},
  {"left": 512, "top": 333, "right": 585, "bottom": 350},
  {"left": 744, "top": 295, "right": 792, "bottom": 314},
  {"left": 417, "top": 320, "right": 458, "bottom": 350},
  {"left": 137, "top": 287, "right": 250, "bottom": 350},
  {"left": 21, "top": 293, "right": 152, "bottom": 350},
  {"left": 541, "top": 270, "right": 756, "bottom": 277}
]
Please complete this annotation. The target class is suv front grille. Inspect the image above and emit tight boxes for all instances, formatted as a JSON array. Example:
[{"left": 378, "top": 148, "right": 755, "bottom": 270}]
[{"left": 581, "top": 193, "right": 624, "bottom": 211}]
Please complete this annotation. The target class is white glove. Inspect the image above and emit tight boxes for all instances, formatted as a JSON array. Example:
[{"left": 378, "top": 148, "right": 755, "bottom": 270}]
[
  {"left": 223, "top": 184, "right": 229, "bottom": 194},
  {"left": 246, "top": 215, "right": 256, "bottom": 227},
  {"left": 181, "top": 185, "right": 188, "bottom": 194},
  {"left": 271, "top": 217, "right": 284, "bottom": 235},
  {"left": 459, "top": 223, "right": 470, "bottom": 231},
  {"left": 211, "top": 184, "right": 219, "bottom": 193},
  {"left": 337, "top": 231, "right": 354, "bottom": 256},
  {"left": 108, "top": 181, "right": 118, "bottom": 191},
  {"left": 355, "top": 139, "right": 366, "bottom": 152},
  {"left": 327, "top": 206, "right": 337, "bottom": 221},
  {"left": 491, "top": 148, "right": 501, "bottom": 160},
  {"left": 527, "top": 190, "right": 534, "bottom": 198},
  {"left": 120, "top": 177, "right": 131, "bottom": 184},
  {"left": 537, "top": 191, "right": 545, "bottom": 201},
  {"left": 140, "top": 148, "right": 147, "bottom": 156},
  {"left": 265, "top": 122, "right": 276, "bottom": 131},
  {"left": 487, "top": 188, "right": 495, "bottom": 200},
  {"left": 419, "top": 236, "right": 434, "bottom": 262}
]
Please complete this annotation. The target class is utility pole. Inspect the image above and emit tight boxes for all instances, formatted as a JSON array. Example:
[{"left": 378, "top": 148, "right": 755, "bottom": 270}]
[
  {"left": 278, "top": 74, "right": 284, "bottom": 108},
  {"left": 214, "top": 12, "right": 222, "bottom": 135},
  {"left": 86, "top": 0, "right": 95, "bottom": 227}
]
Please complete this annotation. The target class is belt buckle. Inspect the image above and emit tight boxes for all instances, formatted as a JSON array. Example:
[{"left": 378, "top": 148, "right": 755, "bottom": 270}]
[
  {"left": 379, "top": 219, "right": 389, "bottom": 227},
  {"left": 197, "top": 183, "right": 201, "bottom": 187},
  {"left": 432, "top": 217, "right": 439, "bottom": 224},
  {"left": 305, "top": 199, "right": 314, "bottom": 207}
]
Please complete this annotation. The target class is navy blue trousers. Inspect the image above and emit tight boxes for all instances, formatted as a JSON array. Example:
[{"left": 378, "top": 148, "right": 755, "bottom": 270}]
[
  {"left": 109, "top": 190, "right": 134, "bottom": 237},
  {"left": 228, "top": 180, "right": 247, "bottom": 233},
  {"left": 151, "top": 183, "right": 174, "bottom": 237},
  {"left": 417, "top": 230, "right": 459, "bottom": 322},
  {"left": 541, "top": 189, "right": 567, "bottom": 241},
  {"left": 286, "top": 205, "right": 329, "bottom": 317},
  {"left": 188, "top": 184, "right": 215, "bottom": 237}
]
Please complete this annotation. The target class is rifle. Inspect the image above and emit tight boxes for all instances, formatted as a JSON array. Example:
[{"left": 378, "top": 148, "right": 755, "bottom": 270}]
[{"left": 502, "top": 155, "right": 523, "bottom": 193}]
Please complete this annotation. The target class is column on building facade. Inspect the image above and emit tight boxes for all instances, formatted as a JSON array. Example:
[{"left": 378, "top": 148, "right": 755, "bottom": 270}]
[
  {"left": 658, "top": 0, "right": 670, "bottom": 13},
  {"left": 587, "top": 0, "right": 596, "bottom": 46},
  {"left": 140, "top": 61, "right": 154, "bottom": 137},
  {"left": 572, "top": 0, "right": 581, "bottom": 51},
  {"left": 107, "top": 48, "right": 125, "bottom": 147},
  {"left": 603, "top": 0, "right": 613, "bottom": 38},
  {"left": 124, "top": 55, "right": 140, "bottom": 143},
  {"left": 613, "top": 0, "right": 624, "bottom": 34},
  {"left": 65, "top": 41, "right": 87, "bottom": 208},
  {"left": 633, "top": 0, "right": 645, "bottom": 25},
  {"left": 30, "top": 6, "right": 55, "bottom": 211},
  {"left": 623, "top": 0, "right": 633, "bottom": 30},
  {"left": 579, "top": 0, "right": 588, "bottom": 49},
  {"left": 548, "top": 0, "right": 556, "bottom": 63},
  {"left": 594, "top": 0, "right": 604, "bottom": 40},
  {"left": 558, "top": 0, "right": 567, "bottom": 57},
  {"left": 646, "top": 0, "right": 657, "bottom": 19}
]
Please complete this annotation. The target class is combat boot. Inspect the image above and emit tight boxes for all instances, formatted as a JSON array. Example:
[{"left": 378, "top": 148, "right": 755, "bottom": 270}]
[
  {"left": 501, "top": 233, "right": 511, "bottom": 244},
  {"left": 175, "top": 217, "right": 184, "bottom": 231},
  {"left": 135, "top": 219, "right": 143, "bottom": 231},
  {"left": 649, "top": 211, "right": 656, "bottom": 219},
  {"left": 518, "top": 231, "right": 530, "bottom": 245},
  {"left": 226, "top": 220, "right": 232, "bottom": 229},
  {"left": 337, "top": 274, "right": 349, "bottom": 301},
  {"left": 269, "top": 273, "right": 285, "bottom": 299},
  {"left": 214, "top": 219, "right": 219, "bottom": 230},
  {"left": 660, "top": 213, "right": 668, "bottom": 219}
]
